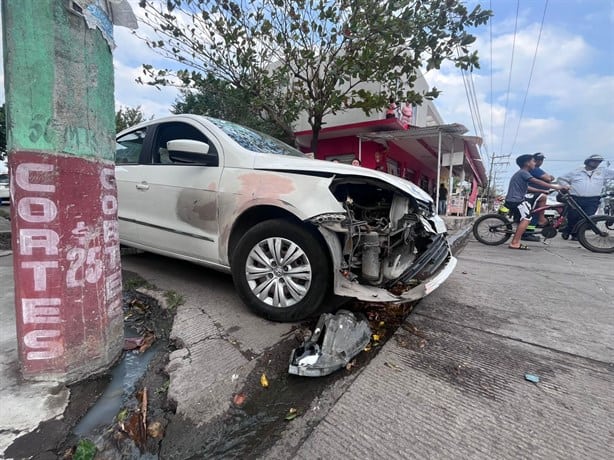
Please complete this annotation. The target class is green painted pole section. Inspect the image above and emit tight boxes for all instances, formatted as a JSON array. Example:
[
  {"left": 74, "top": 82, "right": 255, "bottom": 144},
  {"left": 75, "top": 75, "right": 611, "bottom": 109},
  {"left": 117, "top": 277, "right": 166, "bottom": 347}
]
[{"left": 3, "top": 0, "right": 115, "bottom": 159}]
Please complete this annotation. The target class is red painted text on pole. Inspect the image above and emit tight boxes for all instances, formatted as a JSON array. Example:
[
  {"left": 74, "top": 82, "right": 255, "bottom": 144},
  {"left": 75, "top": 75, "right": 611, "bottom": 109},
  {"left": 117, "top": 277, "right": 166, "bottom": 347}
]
[{"left": 10, "top": 151, "right": 122, "bottom": 377}]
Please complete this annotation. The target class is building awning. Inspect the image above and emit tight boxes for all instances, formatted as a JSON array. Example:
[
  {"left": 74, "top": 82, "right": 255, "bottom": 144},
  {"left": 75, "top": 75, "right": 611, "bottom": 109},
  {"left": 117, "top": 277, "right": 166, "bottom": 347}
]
[{"left": 359, "top": 124, "right": 487, "bottom": 186}]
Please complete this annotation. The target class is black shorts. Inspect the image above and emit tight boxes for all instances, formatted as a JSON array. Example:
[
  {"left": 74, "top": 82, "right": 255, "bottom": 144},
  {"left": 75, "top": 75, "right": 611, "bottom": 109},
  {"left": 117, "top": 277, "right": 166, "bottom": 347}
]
[{"left": 505, "top": 197, "right": 534, "bottom": 222}]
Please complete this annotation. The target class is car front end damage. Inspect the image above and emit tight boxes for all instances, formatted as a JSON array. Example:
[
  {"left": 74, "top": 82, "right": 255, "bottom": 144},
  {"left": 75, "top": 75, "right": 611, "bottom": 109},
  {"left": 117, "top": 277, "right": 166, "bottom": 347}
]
[{"left": 310, "top": 176, "right": 457, "bottom": 303}]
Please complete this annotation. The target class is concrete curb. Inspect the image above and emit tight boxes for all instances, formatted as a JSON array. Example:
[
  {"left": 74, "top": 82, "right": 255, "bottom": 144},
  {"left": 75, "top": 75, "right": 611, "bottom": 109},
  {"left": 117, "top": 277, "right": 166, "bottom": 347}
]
[{"left": 448, "top": 223, "right": 473, "bottom": 256}]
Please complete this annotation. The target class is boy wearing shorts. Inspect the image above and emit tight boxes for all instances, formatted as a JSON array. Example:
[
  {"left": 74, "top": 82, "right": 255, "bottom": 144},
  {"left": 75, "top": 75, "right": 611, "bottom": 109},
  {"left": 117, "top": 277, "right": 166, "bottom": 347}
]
[{"left": 505, "top": 154, "right": 566, "bottom": 250}]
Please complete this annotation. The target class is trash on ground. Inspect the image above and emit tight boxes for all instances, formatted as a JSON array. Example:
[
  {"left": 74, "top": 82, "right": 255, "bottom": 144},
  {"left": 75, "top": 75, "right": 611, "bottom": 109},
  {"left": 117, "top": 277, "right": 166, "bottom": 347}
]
[
  {"left": 285, "top": 407, "right": 298, "bottom": 421},
  {"left": 524, "top": 373, "right": 540, "bottom": 383},
  {"left": 260, "top": 373, "right": 269, "bottom": 388},
  {"left": 123, "top": 336, "right": 144, "bottom": 351},
  {"left": 288, "top": 309, "right": 371, "bottom": 377},
  {"left": 233, "top": 393, "right": 247, "bottom": 406},
  {"left": 147, "top": 420, "right": 164, "bottom": 439}
]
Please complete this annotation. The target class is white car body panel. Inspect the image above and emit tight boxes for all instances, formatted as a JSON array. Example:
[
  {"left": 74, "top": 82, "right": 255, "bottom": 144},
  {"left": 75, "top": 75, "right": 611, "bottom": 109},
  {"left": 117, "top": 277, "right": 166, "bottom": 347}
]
[{"left": 115, "top": 115, "right": 455, "bottom": 313}]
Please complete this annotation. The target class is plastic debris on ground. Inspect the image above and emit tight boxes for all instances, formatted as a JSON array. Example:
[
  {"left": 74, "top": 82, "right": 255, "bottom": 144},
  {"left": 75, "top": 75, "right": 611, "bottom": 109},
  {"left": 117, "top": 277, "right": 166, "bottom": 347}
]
[
  {"left": 524, "top": 373, "right": 540, "bottom": 383},
  {"left": 288, "top": 309, "right": 372, "bottom": 377}
]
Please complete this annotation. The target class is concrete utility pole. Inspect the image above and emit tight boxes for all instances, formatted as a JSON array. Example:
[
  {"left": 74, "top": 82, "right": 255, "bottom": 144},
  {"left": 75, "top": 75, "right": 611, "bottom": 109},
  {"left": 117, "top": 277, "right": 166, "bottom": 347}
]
[
  {"left": 2, "top": 1, "right": 127, "bottom": 381},
  {"left": 485, "top": 153, "right": 510, "bottom": 210}
]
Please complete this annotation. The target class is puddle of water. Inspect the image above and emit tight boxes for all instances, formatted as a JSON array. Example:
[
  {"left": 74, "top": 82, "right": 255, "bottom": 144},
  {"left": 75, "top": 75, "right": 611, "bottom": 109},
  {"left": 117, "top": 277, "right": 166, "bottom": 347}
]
[{"left": 73, "top": 342, "right": 159, "bottom": 437}]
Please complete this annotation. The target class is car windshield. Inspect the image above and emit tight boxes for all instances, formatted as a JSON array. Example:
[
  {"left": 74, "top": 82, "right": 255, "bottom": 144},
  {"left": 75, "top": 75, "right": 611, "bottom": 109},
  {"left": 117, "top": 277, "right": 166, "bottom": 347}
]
[{"left": 206, "top": 117, "right": 304, "bottom": 157}]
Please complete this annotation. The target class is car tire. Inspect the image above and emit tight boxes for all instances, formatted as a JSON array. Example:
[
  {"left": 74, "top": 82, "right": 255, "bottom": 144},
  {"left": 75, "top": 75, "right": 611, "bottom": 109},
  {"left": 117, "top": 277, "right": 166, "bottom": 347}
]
[{"left": 231, "top": 219, "right": 331, "bottom": 322}]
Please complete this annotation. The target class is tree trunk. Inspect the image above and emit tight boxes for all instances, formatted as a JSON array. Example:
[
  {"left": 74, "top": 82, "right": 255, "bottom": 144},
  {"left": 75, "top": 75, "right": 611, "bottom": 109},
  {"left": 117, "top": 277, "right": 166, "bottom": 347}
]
[{"left": 310, "top": 117, "right": 322, "bottom": 155}]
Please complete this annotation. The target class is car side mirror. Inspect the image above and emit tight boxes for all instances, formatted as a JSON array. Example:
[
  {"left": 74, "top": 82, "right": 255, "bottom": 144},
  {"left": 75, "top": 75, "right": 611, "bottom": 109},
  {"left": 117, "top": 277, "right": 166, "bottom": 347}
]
[{"left": 166, "top": 139, "right": 212, "bottom": 164}]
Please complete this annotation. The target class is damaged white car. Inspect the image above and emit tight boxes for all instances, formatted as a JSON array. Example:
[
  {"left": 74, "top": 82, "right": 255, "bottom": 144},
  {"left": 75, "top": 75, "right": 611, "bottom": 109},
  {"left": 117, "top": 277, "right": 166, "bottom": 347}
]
[{"left": 115, "top": 115, "right": 457, "bottom": 321}]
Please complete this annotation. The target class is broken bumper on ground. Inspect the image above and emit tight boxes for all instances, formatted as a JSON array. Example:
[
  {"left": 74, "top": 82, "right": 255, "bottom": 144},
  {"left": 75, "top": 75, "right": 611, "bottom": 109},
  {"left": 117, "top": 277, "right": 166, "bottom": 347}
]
[{"left": 289, "top": 310, "right": 371, "bottom": 377}]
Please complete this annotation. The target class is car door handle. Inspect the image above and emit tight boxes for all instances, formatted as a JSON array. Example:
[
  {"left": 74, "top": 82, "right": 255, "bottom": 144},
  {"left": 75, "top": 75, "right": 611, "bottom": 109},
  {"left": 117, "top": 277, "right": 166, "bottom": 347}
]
[{"left": 135, "top": 182, "right": 150, "bottom": 191}]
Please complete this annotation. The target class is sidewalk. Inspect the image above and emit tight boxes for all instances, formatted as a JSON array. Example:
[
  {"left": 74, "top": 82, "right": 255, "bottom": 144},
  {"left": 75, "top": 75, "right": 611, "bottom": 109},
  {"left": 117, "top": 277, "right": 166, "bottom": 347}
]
[{"left": 276, "top": 237, "right": 613, "bottom": 459}]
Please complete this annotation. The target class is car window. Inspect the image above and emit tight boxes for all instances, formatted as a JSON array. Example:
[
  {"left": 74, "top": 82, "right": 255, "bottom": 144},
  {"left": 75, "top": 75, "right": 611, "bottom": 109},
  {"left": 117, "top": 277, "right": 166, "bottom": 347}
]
[
  {"left": 0, "top": 174, "right": 8, "bottom": 184},
  {"left": 116, "top": 129, "right": 147, "bottom": 164},
  {"left": 153, "top": 122, "right": 219, "bottom": 166},
  {"left": 206, "top": 117, "right": 304, "bottom": 157}
]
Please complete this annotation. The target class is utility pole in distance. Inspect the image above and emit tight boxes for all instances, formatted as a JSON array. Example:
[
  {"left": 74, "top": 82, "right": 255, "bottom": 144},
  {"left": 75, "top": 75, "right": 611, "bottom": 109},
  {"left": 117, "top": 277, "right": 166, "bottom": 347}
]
[
  {"left": 2, "top": 1, "right": 130, "bottom": 382},
  {"left": 485, "top": 153, "right": 511, "bottom": 211}
]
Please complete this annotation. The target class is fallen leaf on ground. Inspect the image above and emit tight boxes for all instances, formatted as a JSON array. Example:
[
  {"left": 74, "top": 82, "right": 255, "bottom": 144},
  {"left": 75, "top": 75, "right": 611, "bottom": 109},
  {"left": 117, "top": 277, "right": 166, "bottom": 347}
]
[
  {"left": 285, "top": 407, "right": 298, "bottom": 421},
  {"left": 138, "top": 331, "right": 156, "bottom": 353},
  {"left": 363, "top": 344, "right": 372, "bottom": 352},
  {"left": 233, "top": 393, "right": 247, "bottom": 406},
  {"left": 147, "top": 420, "right": 164, "bottom": 439},
  {"left": 384, "top": 362, "right": 400, "bottom": 370},
  {"left": 418, "top": 339, "right": 427, "bottom": 348},
  {"left": 372, "top": 334, "right": 381, "bottom": 342},
  {"left": 345, "top": 359, "right": 357, "bottom": 371},
  {"left": 260, "top": 373, "right": 269, "bottom": 388}
]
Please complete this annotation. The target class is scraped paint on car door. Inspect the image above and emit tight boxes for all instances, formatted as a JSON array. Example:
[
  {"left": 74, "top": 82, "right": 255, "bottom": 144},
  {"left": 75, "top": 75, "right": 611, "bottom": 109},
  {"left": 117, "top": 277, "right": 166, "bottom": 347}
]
[{"left": 133, "top": 121, "right": 222, "bottom": 263}]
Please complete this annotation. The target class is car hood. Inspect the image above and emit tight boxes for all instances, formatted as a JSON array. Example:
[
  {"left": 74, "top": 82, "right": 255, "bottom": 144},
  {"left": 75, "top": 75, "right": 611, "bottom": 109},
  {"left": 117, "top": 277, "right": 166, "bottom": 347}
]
[{"left": 253, "top": 154, "right": 434, "bottom": 203}]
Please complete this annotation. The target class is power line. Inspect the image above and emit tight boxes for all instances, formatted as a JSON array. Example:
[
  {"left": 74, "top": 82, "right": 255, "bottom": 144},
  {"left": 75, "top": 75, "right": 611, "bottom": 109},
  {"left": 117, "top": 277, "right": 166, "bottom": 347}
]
[
  {"left": 509, "top": 0, "right": 549, "bottom": 155},
  {"left": 489, "top": 0, "right": 493, "bottom": 161},
  {"left": 498, "top": 0, "right": 520, "bottom": 155}
]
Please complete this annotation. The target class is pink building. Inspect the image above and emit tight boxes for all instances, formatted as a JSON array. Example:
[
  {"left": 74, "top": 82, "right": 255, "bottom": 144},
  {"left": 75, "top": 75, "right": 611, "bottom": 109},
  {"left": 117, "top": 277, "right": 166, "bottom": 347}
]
[{"left": 294, "top": 118, "right": 487, "bottom": 213}]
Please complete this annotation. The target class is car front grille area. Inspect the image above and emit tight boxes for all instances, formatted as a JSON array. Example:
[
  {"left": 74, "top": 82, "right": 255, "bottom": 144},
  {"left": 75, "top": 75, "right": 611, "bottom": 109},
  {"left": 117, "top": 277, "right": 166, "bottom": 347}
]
[
  {"left": 386, "top": 234, "right": 450, "bottom": 288},
  {"left": 414, "top": 199, "right": 434, "bottom": 217}
]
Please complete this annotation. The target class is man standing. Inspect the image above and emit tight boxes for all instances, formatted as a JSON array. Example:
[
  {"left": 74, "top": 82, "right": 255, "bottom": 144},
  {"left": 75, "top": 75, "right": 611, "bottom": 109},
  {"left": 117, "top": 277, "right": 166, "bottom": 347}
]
[
  {"left": 438, "top": 183, "right": 448, "bottom": 215},
  {"left": 505, "top": 154, "right": 566, "bottom": 250},
  {"left": 558, "top": 155, "right": 614, "bottom": 240}
]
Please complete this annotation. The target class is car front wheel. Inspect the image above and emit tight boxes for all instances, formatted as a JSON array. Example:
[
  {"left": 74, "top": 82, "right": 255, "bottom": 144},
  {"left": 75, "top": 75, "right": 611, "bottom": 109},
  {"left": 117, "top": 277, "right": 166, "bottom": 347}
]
[{"left": 231, "top": 219, "right": 331, "bottom": 322}]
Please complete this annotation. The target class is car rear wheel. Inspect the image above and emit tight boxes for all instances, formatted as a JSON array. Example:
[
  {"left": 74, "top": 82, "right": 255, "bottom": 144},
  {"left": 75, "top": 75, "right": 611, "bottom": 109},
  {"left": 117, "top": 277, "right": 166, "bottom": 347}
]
[{"left": 231, "top": 219, "right": 331, "bottom": 322}]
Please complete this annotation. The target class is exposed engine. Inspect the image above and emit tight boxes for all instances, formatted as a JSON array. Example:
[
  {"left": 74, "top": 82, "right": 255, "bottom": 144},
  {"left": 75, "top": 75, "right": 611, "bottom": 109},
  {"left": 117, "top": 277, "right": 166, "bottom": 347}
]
[{"left": 320, "top": 178, "right": 439, "bottom": 287}]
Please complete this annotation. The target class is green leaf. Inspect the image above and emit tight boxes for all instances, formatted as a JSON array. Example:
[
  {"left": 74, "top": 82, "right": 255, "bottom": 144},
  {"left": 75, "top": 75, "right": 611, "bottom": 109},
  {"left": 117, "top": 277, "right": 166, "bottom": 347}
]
[{"left": 73, "top": 439, "right": 97, "bottom": 460}]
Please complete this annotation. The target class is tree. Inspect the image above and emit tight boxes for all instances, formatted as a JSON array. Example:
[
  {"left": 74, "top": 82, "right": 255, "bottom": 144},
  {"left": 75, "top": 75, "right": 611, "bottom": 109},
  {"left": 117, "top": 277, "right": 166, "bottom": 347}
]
[
  {"left": 137, "top": 0, "right": 491, "bottom": 152},
  {"left": 115, "top": 105, "right": 150, "bottom": 133},
  {"left": 172, "top": 75, "right": 293, "bottom": 143}
]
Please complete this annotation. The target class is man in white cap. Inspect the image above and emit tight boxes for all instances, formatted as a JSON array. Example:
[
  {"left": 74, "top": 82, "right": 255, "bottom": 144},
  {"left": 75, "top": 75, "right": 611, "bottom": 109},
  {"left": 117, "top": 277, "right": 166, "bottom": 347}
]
[{"left": 558, "top": 155, "right": 614, "bottom": 239}]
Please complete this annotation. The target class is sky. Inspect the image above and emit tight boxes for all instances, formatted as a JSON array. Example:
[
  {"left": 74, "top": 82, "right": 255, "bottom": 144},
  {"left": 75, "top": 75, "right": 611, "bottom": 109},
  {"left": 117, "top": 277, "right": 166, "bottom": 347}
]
[{"left": 2, "top": 0, "right": 614, "bottom": 189}]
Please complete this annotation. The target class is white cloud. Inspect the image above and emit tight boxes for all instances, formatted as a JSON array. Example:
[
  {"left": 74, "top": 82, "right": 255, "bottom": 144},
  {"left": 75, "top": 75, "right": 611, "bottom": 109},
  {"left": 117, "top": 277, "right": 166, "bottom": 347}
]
[{"left": 426, "top": 21, "right": 614, "bottom": 182}]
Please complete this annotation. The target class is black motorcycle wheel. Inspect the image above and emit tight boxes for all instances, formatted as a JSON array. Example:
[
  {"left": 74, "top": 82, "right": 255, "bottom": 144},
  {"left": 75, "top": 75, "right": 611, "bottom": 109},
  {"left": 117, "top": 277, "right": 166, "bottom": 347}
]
[
  {"left": 577, "top": 215, "right": 614, "bottom": 253},
  {"left": 472, "top": 214, "right": 513, "bottom": 246}
]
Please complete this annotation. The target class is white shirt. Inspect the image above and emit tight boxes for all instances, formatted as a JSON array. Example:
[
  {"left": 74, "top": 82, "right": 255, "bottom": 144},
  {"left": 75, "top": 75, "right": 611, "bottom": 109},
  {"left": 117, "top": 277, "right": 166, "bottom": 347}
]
[{"left": 558, "top": 166, "right": 614, "bottom": 197}]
